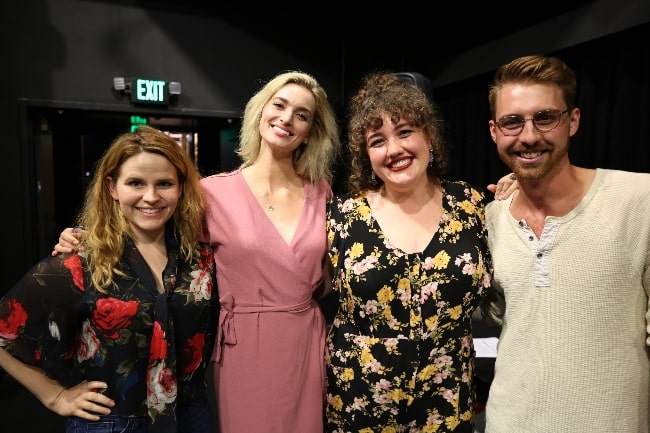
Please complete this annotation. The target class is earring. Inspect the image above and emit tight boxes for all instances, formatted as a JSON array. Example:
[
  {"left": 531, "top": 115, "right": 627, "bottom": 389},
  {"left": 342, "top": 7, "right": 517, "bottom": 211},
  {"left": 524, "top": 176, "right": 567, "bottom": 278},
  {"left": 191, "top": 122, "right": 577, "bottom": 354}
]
[
  {"left": 371, "top": 171, "right": 377, "bottom": 185},
  {"left": 428, "top": 148, "right": 434, "bottom": 168}
]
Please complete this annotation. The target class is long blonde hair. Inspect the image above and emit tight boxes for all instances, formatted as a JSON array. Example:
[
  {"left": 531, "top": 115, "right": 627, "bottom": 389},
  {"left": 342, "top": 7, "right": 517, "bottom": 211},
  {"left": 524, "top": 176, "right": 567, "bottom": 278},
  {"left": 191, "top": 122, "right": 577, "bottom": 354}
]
[
  {"left": 77, "top": 126, "right": 206, "bottom": 292},
  {"left": 236, "top": 71, "right": 341, "bottom": 184}
]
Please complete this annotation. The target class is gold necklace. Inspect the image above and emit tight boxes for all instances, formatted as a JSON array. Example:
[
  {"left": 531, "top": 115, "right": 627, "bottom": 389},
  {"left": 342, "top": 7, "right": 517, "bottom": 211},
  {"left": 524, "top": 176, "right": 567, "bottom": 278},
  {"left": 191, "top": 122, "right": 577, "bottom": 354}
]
[{"left": 267, "top": 204, "right": 274, "bottom": 211}]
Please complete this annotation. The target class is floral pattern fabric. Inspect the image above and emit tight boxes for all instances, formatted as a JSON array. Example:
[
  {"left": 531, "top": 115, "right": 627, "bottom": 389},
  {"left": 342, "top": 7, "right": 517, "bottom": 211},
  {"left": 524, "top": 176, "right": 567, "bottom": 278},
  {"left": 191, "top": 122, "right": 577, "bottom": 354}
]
[
  {"left": 0, "top": 234, "right": 217, "bottom": 433},
  {"left": 325, "top": 180, "right": 492, "bottom": 433}
]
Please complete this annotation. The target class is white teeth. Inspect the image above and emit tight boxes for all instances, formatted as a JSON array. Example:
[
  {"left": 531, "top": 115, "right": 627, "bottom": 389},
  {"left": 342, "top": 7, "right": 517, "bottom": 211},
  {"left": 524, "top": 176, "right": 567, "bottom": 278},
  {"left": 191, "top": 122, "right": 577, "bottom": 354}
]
[
  {"left": 521, "top": 152, "right": 541, "bottom": 158},
  {"left": 139, "top": 208, "right": 160, "bottom": 214},
  {"left": 273, "top": 125, "right": 290, "bottom": 136},
  {"left": 389, "top": 159, "right": 411, "bottom": 168}
]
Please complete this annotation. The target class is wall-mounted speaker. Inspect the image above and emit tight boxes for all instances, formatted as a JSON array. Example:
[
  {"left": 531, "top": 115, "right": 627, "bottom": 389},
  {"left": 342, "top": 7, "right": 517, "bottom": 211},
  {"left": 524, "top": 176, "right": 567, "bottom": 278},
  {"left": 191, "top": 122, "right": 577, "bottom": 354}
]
[{"left": 394, "top": 72, "right": 434, "bottom": 103}]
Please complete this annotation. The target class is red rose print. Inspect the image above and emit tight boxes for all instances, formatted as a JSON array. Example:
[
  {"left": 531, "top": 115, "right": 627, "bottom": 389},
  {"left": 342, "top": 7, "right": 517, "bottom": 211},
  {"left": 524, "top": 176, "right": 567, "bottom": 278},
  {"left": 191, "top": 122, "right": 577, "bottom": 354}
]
[
  {"left": 147, "top": 361, "right": 177, "bottom": 413},
  {"left": 198, "top": 249, "right": 213, "bottom": 271},
  {"left": 0, "top": 299, "right": 28, "bottom": 339},
  {"left": 63, "top": 255, "right": 85, "bottom": 292},
  {"left": 182, "top": 332, "right": 205, "bottom": 374},
  {"left": 150, "top": 321, "right": 167, "bottom": 361},
  {"left": 189, "top": 269, "right": 212, "bottom": 301},
  {"left": 92, "top": 298, "right": 138, "bottom": 339},
  {"left": 76, "top": 320, "right": 100, "bottom": 363}
]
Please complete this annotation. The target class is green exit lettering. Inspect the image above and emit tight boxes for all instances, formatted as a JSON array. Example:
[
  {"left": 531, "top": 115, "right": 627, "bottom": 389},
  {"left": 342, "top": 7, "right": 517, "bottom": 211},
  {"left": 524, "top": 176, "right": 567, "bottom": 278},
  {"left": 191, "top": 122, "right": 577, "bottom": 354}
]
[{"left": 130, "top": 79, "right": 169, "bottom": 104}]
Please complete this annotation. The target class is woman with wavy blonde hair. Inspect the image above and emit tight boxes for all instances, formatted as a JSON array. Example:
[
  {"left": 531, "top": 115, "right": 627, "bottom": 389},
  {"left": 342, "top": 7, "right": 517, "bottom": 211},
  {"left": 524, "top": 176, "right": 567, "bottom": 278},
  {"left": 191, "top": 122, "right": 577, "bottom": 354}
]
[
  {"left": 200, "top": 70, "right": 341, "bottom": 433},
  {"left": 0, "top": 126, "right": 217, "bottom": 433}
]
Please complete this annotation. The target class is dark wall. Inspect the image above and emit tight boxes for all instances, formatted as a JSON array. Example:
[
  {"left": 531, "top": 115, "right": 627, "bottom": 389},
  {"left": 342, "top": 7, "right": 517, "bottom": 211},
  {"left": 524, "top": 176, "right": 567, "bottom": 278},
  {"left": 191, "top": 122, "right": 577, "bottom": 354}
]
[
  {"left": 434, "top": 22, "right": 650, "bottom": 190},
  {"left": 3, "top": 0, "right": 342, "bottom": 287},
  {"left": 2, "top": 0, "right": 649, "bottom": 288},
  {"left": 0, "top": 2, "right": 649, "bottom": 432}
]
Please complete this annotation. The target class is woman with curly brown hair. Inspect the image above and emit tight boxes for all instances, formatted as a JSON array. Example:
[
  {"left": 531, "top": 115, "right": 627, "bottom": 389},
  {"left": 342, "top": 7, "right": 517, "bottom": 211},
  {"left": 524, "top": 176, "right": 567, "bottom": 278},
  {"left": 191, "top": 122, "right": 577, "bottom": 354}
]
[{"left": 324, "top": 72, "right": 492, "bottom": 432}]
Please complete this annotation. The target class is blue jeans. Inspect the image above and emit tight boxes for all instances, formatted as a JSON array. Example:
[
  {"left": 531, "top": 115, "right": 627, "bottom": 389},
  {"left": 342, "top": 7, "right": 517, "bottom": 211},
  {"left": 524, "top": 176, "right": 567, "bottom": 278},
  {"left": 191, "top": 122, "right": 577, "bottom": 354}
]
[
  {"left": 65, "top": 402, "right": 214, "bottom": 433},
  {"left": 177, "top": 401, "right": 214, "bottom": 433},
  {"left": 66, "top": 415, "right": 148, "bottom": 433}
]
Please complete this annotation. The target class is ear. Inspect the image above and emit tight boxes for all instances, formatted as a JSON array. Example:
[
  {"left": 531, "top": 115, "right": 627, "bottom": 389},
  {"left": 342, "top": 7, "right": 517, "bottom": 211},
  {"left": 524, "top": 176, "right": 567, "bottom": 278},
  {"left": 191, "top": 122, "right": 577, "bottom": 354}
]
[
  {"left": 488, "top": 120, "right": 498, "bottom": 143},
  {"left": 107, "top": 176, "right": 119, "bottom": 200},
  {"left": 568, "top": 107, "right": 580, "bottom": 137}
]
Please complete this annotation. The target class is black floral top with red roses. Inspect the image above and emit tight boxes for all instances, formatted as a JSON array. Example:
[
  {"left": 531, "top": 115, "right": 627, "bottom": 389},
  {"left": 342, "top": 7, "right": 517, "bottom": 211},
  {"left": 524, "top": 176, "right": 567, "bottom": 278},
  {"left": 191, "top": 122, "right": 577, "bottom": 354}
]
[{"left": 0, "top": 234, "right": 217, "bottom": 432}]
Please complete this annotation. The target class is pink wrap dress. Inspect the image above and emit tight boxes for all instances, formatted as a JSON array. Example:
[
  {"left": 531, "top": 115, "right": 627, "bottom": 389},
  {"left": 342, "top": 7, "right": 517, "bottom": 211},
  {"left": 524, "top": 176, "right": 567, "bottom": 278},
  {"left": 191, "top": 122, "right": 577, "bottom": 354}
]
[{"left": 201, "top": 169, "right": 328, "bottom": 433}]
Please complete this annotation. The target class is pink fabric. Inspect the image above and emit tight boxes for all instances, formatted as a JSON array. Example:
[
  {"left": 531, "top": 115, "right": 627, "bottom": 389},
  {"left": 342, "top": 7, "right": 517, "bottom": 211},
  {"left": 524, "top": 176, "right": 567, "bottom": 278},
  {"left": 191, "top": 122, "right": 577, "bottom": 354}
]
[{"left": 201, "top": 170, "right": 328, "bottom": 433}]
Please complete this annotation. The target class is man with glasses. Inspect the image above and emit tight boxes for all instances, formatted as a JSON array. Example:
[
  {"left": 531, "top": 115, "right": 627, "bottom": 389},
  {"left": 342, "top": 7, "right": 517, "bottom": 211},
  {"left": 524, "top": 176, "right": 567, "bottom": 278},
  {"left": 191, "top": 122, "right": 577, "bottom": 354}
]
[{"left": 480, "top": 54, "right": 650, "bottom": 433}]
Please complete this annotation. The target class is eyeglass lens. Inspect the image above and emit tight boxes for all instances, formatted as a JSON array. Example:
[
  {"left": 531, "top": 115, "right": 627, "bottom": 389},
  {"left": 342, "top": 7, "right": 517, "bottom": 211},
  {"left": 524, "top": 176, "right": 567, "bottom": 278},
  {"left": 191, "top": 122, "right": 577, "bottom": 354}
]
[{"left": 497, "top": 109, "right": 567, "bottom": 135}]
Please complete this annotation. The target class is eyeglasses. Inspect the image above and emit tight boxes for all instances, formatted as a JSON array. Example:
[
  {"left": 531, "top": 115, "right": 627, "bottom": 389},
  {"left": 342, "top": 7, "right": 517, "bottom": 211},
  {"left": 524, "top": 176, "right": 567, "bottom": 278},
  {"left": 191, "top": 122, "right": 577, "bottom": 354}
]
[{"left": 495, "top": 109, "right": 569, "bottom": 136}]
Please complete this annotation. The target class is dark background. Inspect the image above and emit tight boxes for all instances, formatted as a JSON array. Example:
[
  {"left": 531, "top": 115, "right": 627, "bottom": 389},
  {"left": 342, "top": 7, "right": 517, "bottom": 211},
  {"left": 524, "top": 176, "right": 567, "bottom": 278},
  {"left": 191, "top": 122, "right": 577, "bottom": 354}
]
[{"left": 1, "top": 1, "right": 649, "bottom": 431}]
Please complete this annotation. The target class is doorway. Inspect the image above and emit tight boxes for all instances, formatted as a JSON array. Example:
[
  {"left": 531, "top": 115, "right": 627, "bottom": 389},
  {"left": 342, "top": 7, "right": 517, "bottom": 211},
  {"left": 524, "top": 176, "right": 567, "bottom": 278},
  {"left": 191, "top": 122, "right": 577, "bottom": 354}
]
[{"left": 26, "top": 104, "right": 241, "bottom": 259}]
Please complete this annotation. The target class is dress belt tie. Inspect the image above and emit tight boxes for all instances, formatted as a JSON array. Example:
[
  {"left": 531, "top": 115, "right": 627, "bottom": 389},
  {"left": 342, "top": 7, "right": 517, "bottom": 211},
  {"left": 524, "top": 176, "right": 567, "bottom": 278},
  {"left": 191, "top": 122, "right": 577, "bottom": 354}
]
[{"left": 212, "top": 294, "right": 315, "bottom": 362}]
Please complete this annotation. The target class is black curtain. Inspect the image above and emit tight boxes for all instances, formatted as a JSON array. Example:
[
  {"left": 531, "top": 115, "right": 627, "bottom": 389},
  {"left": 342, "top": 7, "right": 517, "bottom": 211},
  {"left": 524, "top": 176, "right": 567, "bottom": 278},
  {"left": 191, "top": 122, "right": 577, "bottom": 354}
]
[{"left": 435, "top": 21, "right": 650, "bottom": 191}]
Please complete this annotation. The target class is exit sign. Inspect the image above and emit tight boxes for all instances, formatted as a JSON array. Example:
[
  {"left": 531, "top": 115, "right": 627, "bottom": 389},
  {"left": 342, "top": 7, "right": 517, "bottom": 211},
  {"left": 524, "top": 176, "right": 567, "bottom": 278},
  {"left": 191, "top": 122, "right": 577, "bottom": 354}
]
[{"left": 130, "top": 78, "right": 169, "bottom": 105}]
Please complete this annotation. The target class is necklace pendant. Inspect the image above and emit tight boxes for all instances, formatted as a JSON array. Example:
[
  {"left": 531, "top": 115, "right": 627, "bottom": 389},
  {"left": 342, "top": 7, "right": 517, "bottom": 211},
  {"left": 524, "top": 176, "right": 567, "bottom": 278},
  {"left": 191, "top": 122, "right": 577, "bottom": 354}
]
[{"left": 268, "top": 204, "right": 274, "bottom": 211}]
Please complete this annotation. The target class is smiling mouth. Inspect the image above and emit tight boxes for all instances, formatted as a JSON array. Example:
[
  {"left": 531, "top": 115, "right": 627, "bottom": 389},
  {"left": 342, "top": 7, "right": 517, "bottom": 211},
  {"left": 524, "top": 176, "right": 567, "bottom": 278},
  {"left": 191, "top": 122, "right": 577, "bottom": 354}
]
[
  {"left": 519, "top": 151, "right": 542, "bottom": 159},
  {"left": 138, "top": 208, "right": 163, "bottom": 215},
  {"left": 272, "top": 125, "right": 291, "bottom": 136},
  {"left": 387, "top": 158, "right": 412, "bottom": 170}
]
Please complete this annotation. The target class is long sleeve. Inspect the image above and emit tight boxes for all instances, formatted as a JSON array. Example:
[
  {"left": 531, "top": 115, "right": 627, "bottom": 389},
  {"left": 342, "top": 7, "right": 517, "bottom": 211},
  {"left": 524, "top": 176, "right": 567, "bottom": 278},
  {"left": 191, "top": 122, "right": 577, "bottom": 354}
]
[{"left": 0, "top": 254, "right": 83, "bottom": 385}]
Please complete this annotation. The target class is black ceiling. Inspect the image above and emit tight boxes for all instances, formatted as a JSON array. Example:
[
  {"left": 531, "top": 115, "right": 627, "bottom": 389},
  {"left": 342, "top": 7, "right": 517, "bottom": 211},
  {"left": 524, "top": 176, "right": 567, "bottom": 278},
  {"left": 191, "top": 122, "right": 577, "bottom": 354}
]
[
  {"left": 121, "top": 1, "right": 597, "bottom": 80},
  {"left": 135, "top": 1, "right": 595, "bottom": 55}
]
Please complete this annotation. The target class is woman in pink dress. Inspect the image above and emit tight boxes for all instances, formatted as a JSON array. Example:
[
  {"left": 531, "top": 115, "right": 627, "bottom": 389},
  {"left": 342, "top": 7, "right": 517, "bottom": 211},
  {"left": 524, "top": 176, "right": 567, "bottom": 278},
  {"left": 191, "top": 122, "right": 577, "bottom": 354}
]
[{"left": 201, "top": 71, "right": 340, "bottom": 432}]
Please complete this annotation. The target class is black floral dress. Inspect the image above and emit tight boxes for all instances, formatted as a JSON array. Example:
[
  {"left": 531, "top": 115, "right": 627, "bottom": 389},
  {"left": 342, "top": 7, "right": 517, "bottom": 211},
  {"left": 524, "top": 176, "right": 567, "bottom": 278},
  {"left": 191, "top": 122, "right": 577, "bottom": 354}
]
[
  {"left": 0, "top": 234, "right": 217, "bottom": 433},
  {"left": 325, "top": 180, "right": 492, "bottom": 433}
]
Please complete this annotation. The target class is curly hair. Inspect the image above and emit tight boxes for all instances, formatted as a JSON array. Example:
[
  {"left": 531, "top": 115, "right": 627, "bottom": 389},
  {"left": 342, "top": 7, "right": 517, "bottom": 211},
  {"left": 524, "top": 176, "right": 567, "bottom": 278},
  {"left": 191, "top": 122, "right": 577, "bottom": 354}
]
[
  {"left": 77, "top": 125, "right": 206, "bottom": 293},
  {"left": 236, "top": 70, "right": 341, "bottom": 184},
  {"left": 346, "top": 71, "right": 447, "bottom": 195}
]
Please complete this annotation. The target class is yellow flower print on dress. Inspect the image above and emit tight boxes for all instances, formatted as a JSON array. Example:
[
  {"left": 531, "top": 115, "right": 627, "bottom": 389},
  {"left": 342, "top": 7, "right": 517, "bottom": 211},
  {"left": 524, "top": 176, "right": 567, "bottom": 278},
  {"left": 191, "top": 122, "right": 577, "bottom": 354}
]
[
  {"left": 417, "top": 363, "right": 438, "bottom": 381},
  {"left": 330, "top": 251, "right": 339, "bottom": 267},
  {"left": 324, "top": 181, "right": 493, "bottom": 431},
  {"left": 388, "top": 387, "right": 408, "bottom": 404},
  {"left": 357, "top": 203, "right": 371, "bottom": 219},
  {"left": 422, "top": 424, "right": 441, "bottom": 432},
  {"left": 448, "top": 220, "right": 463, "bottom": 233},
  {"left": 360, "top": 347, "right": 376, "bottom": 369},
  {"left": 331, "top": 394, "right": 344, "bottom": 410},
  {"left": 424, "top": 314, "right": 439, "bottom": 331},
  {"left": 432, "top": 250, "right": 451, "bottom": 269},
  {"left": 377, "top": 286, "right": 395, "bottom": 304},
  {"left": 397, "top": 278, "right": 410, "bottom": 292},
  {"left": 350, "top": 242, "right": 364, "bottom": 259},
  {"left": 459, "top": 199, "right": 475, "bottom": 214},
  {"left": 381, "top": 306, "right": 393, "bottom": 322},
  {"left": 470, "top": 188, "right": 483, "bottom": 202},
  {"left": 342, "top": 367, "right": 354, "bottom": 381},
  {"left": 448, "top": 305, "right": 462, "bottom": 320},
  {"left": 445, "top": 415, "right": 461, "bottom": 430},
  {"left": 410, "top": 309, "right": 421, "bottom": 327}
]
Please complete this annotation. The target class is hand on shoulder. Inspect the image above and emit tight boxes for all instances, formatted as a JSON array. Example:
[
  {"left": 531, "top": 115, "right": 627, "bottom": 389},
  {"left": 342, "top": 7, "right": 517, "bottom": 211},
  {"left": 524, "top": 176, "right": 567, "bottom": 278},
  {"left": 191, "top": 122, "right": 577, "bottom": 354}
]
[
  {"left": 51, "top": 227, "right": 85, "bottom": 256},
  {"left": 488, "top": 173, "right": 518, "bottom": 200}
]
